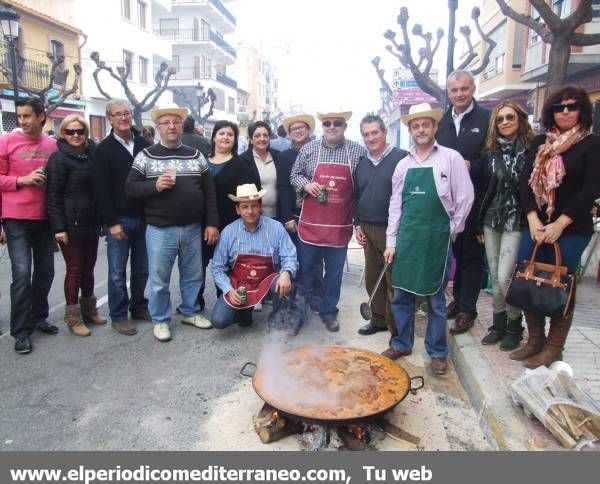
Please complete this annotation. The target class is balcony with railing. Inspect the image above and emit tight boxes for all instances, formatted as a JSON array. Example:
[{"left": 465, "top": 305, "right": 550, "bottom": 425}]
[
  {"left": 170, "top": 0, "right": 236, "bottom": 31},
  {"left": 154, "top": 28, "right": 236, "bottom": 60},
  {"left": 209, "top": 0, "right": 235, "bottom": 26},
  {"left": 0, "top": 54, "right": 51, "bottom": 91}
]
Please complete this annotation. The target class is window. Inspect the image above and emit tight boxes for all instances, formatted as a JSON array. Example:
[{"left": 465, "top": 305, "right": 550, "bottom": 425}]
[
  {"left": 593, "top": 0, "right": 600, "bottom": 20},
  {"left": 139, "top": 56, "right": 148, "bottom": 84},
  {"left": 227, "top": 96, "right": 235, "bottom": 114},
  {"left": 201, "top": 19, "right": 210, "bottom": 40},
  {"left": 489, "top": 22, "right": 506, "bottom": 77},
  {"left": 213, "top": 87, "right": 225, "bottom": 111},
  {"left": 172, "top": 55, "right": 179, "bottom": 72},
  {"left": 50, "top": 39, "right": 67, "bottom": 85},
  {"left": 552, "top": 0, "right": 571, "bottom": 19},
  {"left": 121, "top": 0, "right": 131, "bottom": 20},
  {"left": 137, "top": 1, "right": 146, "bottom": 29},
  {"left": 512, "top": 24, "right": 525, "bottom": 68},
  {"left": 159, "top": 18, "right": 179, "bottom": 37},
  {"left": 194, "top": 55, "right": 211, "bottom": 79},
  {"left": 529, "top": 7, "right": 541, "bottom": 44},
  {"left": 123, "top": 50, "right": 133, "bottom": 80},
  {"left": 89, "top": 115, "right": 106, "bottom": 141}
]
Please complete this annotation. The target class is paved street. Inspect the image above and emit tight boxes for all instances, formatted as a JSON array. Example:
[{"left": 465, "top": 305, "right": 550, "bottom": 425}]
[{"left": 0, "top": 243, "right": 489, "bottom": 451}]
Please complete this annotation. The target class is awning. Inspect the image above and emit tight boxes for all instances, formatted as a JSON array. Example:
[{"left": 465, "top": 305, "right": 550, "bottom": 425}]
[{"left": 50, "top": 107, "right": 85, "bottom": 118}]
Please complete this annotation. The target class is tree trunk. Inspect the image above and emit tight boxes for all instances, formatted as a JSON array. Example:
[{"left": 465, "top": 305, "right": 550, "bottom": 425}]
[
  {"left": 133, "top": 106, "right": 143, "bottom": 131},
  {"left": 544, "top": 36, "right": 571, "bottom": 103}
]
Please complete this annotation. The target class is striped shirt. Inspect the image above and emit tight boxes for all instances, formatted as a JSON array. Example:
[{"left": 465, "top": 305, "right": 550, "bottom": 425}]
[
  {"left": 211, "top": 216, "right": 298, "bottom": 294},
  {"left": 290, "top": 138, "right": 367, "bottom": 205}
]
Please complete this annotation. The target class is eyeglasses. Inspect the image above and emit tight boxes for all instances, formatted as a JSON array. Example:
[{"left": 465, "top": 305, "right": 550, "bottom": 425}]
[
  {"left": 289, "top": 125, "right": 308, "bottom": 133},
  {"left": 322, "top": 120, "right": 345, "bottom": 128},
  {"left": 157, "top": 120, "right": 183, "bottom": 127},
  {"left": 110, "top": 112, "right": 132, "bottom": 119},
  {"left": 495, "top": 113, "right": 516, "bottom": 124},
  {"left": 64, "top": 128, "right": 85, "bottom": 136},
  {"left": 552, "top": 102, "right": 580, "bottom": 114}
]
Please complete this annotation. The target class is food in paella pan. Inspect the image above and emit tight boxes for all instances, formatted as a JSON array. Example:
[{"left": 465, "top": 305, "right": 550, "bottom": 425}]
[{"left": 254, "top": 346, "right": 411, "bottom": 420}]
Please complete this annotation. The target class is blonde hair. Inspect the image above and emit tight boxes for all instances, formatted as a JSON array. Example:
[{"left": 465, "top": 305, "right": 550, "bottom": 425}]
[
  {"left": 59, "top": 115, "right": 89, "bottom": 139},
  {"left": 484, "top": 101, "right": 534, "bottom": 151}
]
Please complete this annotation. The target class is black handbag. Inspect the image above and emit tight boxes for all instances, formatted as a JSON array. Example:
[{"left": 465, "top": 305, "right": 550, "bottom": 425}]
[{"left": 505, "top": 242, "right": 575, "bottom": 318}]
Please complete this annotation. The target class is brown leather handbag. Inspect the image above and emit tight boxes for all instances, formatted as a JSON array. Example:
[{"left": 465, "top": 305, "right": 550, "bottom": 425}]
[{"left": 505, "top": 242, "right": 575, "bottom": 318}]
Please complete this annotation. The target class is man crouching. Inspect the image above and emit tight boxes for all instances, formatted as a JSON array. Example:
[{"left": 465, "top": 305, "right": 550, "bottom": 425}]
[{"left": 210, "top": 184, "right": 297, "bottom": 329}]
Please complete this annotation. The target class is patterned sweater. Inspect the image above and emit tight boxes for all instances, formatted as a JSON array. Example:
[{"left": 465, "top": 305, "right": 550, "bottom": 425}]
[{"left": 125, "top": 142, "right": 218, "bottom": 228}]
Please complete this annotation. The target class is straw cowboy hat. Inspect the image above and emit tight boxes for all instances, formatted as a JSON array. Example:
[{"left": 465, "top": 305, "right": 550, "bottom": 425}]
[
  {"left": 401, "top": 103, "right": 443, "bottom": 126},
  {"left": 150, "top": 103, "right": 190, "bottom": 123},
  {"left": 282, "top": 114, "right": 316, "bottom": 135},
  {"left": 227, "top": 183, "right": 267, "bottom": 202},
  {"left": 316, "top": 109, "right": 352, "bottom": 121}
]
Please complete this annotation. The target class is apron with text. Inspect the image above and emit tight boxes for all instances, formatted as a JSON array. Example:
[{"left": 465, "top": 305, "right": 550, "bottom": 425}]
[
  {"left": 391, "top": 167, "right": 450, "bottom": 296},
  {"left": 223, "top": 229, "right": 279, "bottom": 309},
  {"left": 298, "top": 145, "right": 354, "bottom": 247}
]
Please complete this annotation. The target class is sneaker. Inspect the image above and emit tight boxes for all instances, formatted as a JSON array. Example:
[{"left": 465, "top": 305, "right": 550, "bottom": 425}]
[
  {"left": 254, "top": 302, "right": 262, "bottom": 312},
  {"left": 15, "top": 336, "right": 32, "bottom": 354},
  {"left": 181, "top": 313, "right": 212, "bottom": 329},
  {"left": 153, "top": 323, "right": 171, "bottom": 342}
]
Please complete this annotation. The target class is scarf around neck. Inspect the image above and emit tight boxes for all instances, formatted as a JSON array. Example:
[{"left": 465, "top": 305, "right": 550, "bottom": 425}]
[{"left": 529, "top": 124, "right": 584, "bottom": 219}]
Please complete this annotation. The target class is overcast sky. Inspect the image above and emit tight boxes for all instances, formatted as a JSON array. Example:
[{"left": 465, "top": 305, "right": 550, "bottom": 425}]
[{"left": 229, "top": 0, "right": 480, "bottom": 136}]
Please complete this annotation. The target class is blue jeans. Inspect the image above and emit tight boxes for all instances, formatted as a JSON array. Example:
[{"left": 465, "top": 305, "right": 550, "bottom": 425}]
[
  {"left": 211, "top": 278, "right": 281, "bottom": 329},
  {"left": 299, "top": 240, "right": 347, "bottom": 320},
  {"left": 518, "top": 227, "right": 591, "bottom": 274},
  {"left": 4, "top": 219, "right": 55, "bottom": 339},
  {"left": 390, "top": 256, "right": 451, "bottom": 358},
  {"left": 105, "top": 216, "right": 149, "bottom": 320},
  {"left": 146, "top": 223, "right": 204, "bottom": 324}
]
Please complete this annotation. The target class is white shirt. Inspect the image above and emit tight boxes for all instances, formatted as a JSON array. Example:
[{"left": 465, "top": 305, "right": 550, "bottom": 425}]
[
  {"left": 113, "top": 131, "right": 135, "bottom": 157},
  {"left": 253, "top": 149, "right": 277, "bottom": 218},
  {"left": 452, "top": 101, "right": 474, "bottom": 136},
  {"left": 367, "top": 144, "right": 393, "bottom": 166}
]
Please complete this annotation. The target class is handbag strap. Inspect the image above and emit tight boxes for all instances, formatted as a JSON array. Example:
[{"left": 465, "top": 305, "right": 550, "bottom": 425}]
[{"left": 524, "top": 242, "right": 565, "bottom": 285}]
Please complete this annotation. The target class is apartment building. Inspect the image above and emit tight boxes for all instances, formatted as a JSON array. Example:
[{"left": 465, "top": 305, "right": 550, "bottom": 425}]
[{"left": 154, "top": 0, "right": 238, "bottom": 131}]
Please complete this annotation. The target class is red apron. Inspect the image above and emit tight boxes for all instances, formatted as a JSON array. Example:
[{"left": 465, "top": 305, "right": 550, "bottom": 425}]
[
  {"left": 298, "top": 145, "right": 355, "bottom": 247},
  {"left": 223, "top": 253, "right": 279, "bottom": 309}
]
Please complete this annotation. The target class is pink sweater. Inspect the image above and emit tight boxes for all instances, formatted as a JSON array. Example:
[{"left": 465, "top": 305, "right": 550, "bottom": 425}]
[{"left": 0, "top": 130, "right": 57, "bottom": 220}]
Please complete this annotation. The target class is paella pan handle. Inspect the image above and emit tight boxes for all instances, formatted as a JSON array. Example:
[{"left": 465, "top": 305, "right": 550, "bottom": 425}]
[
  {"left": 409, "top": 376, "right": 424, "bottom": 394},
  {"left": 240, "top": 362, "right": 256, "bottom": 378}
]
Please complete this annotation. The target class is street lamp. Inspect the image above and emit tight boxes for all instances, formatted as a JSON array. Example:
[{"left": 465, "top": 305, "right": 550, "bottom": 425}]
[
  {"left": 0, "top": 4, "right": 21, "bottom": 103},
  {"left": 195, "top": 82, "right": 205, "bottom": 118}
]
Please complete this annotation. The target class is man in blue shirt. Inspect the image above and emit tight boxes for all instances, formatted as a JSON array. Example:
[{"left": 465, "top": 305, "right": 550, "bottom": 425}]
[{"left": 211, "top": 184, "right": 297, "bottom": 329}]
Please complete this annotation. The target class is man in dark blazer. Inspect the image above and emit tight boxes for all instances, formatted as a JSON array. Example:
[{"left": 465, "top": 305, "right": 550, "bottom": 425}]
[{"left": 435, "top": 70, "right": 491, "bottom": 335}]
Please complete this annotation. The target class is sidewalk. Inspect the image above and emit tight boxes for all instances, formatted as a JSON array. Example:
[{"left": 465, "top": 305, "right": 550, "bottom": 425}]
[{"left": 449, "top": 276, "right": 600, "bottom": 450}]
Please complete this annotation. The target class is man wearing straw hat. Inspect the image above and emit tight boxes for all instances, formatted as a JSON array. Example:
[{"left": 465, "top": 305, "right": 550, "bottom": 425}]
[
  {"left": 290, "top": 109, "right": 367, "bottom": 332},
  {"left": 210, "top": 183, "right": 297, "bottom": 330},
  {"left": 125, "top": 103, "right": 219, "bottom": 343},
  {"left": 383, "top": 103, "right": 474, "bottom": 375}
]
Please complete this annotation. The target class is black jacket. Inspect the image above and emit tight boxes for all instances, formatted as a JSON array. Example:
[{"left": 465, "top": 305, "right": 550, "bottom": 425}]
[
  {"left": 277, "top": 146, "right": 303, "bottom": 222},
  {"left": 92, "top": 128, "right": 150, "bottom": 226},
  {"left": 519, "top": 133, "right": 600, "bottom": 237},
  {"left": 46, "top": 138, "right": 100, "bottom": 238},
  {"left": 240, "top": 147, "right": 293, "bottom": 223},
  {"left": 181, "top": 132, "right": 211, "bottom": 158},
  {"left": 436, "top": 100, "right": 491, "bottom": 231}
]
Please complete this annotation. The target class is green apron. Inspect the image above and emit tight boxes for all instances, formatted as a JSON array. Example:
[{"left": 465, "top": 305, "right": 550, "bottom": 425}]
[{"left": 391, "top": 167, "right": 451, "bottom": 295}]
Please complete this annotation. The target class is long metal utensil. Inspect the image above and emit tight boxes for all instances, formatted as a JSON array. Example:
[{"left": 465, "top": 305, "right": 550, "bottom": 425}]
[{"left": 359, "top": 261, "right": 390, "bottom": 320}]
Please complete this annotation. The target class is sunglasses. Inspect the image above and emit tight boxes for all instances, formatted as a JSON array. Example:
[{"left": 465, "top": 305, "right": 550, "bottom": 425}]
[
  {"left": 322, "top": 120, "right": 345, "bottom": 128},
  {"left": 552, "top": 102, "right": 580, "bottom": 114},
  {"left": 64, "top": 128, "right": 85, "bottom": 136},
  {"left": 495, "top": 113, "right": 516, "bottom": 124}
]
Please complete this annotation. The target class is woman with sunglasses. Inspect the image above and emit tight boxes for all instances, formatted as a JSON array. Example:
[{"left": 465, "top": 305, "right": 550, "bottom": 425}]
[
  {"left": 514, "top": 86, "right": 600, "bottom": 368},
  {"left": 47, "top": 115, "right": 105, "bottom": 337},
  {"left": 196, "top": 120, "right": 255, "bottom": 308},
  {"left": 476, "top": 101, "right": 534, "bottom": 351}
]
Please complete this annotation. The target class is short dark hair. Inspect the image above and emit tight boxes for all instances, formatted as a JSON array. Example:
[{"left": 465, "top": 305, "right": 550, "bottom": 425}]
[
  {"left": 210, "top": 120, "right": 239, "bottom": 157},
  {"left": 16, "top": 97, "right": 47, "bottom": 125},
  {"left": 540, "top": 85, "right": 593, "bottom": 131},
  {"left": 360, "top": 113, "right": 386, "bottom": 133},
  {"left": 183, "top": 115, "right": 196, "bottom": 133},
  {"left": 277, "top": 124, "right": 287, "bottom": 138},
  {"left": 248, "top": 120, "right": 272, "bottom": 139}
]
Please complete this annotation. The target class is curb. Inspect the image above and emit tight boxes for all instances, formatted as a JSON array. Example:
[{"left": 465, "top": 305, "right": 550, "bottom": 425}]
[{"left": 448, "top": 328, "right": 534, "bottom": 450}]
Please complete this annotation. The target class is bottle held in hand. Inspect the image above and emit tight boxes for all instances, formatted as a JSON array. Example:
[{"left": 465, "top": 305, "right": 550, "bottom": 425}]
[{"left": 34, "top": 166, "right": 47, "bottom": 186}]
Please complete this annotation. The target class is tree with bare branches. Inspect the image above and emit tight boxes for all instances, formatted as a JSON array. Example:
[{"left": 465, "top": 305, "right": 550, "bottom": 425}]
[
  {"left": 496, "top": 0, "right": 600, "bottom": 101},
  {"left": 0, "top": 52, "right": 81, "bottom": 115},
  {"left": 90, "top": 51, "right": 175, "bottom": 129},
  {"left": 170, "top": 85, "right": 216, "bottom": 125},
  {"left": 375, "top": 6, "right": 496, "bottom": 103}
]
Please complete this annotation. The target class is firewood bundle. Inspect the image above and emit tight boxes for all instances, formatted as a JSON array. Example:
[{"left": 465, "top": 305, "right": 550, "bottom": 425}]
[{"left": 511, "top": 367, "right": 600, "bottom": 449}]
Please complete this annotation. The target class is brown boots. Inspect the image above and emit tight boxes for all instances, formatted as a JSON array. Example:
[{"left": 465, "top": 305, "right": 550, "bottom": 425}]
[
  {"left": 524, "top": 312, "right": 573, "bottom": 369},
  {"left": 509, "top": 310, "right": 573, "bottom": 369},
  {"left": 64, "top": 305, "right": 91, "bottom": 337},
  {"left": 79, "top": 296, "right": 107, "bottom": 326}
]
